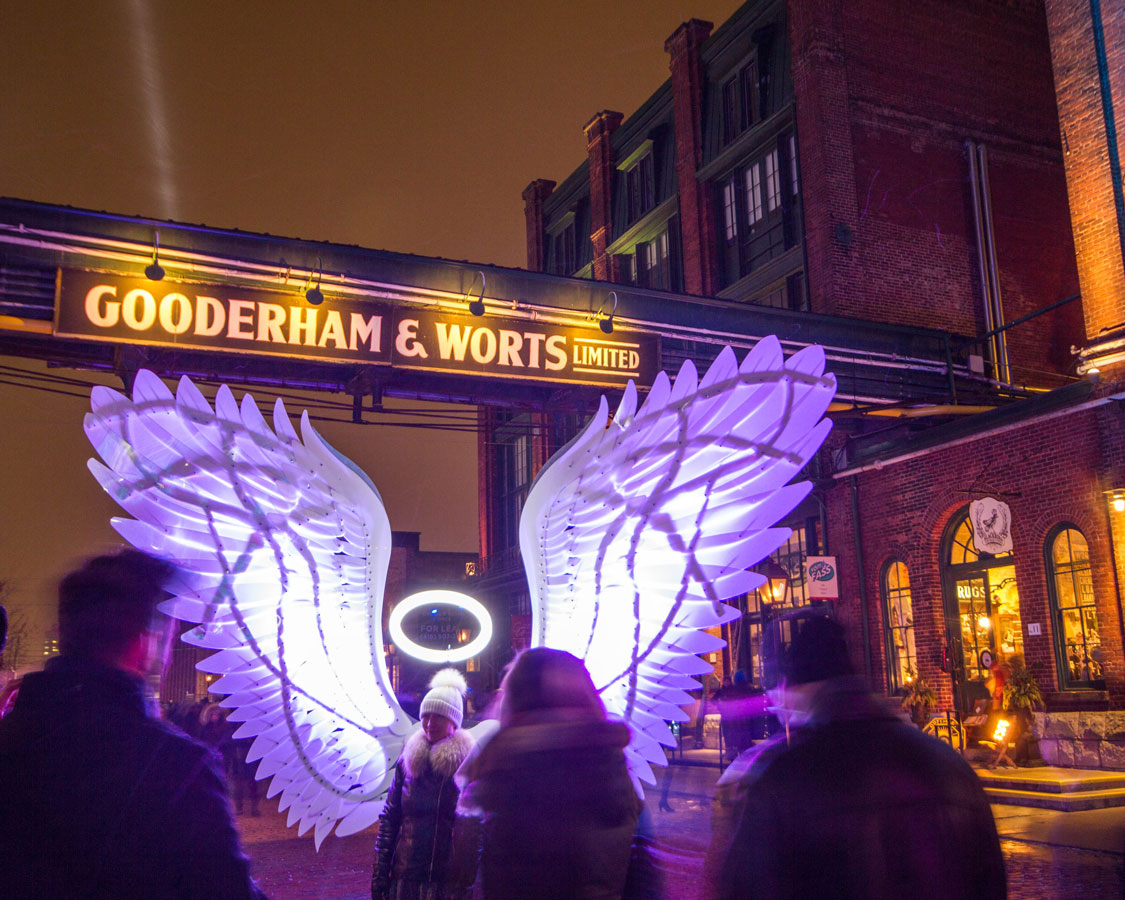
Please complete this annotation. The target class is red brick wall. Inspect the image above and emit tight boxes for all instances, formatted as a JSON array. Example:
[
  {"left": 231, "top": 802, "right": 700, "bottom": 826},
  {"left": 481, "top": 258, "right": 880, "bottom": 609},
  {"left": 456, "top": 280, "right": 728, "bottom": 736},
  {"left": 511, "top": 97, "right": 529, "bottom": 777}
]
[
  {"left": 522, "top": 179, "right": 556, "bottom": 272},
  {"left": 1045, "top": 0, "right": 1125, "bottom": 345},
  {"left": 666, "top": 18, "right": 719, "bottom": 297},
  {"left": 827, "top": 404, "right": 1125, "bottom": 709},
  {"left": 584, "top": 111, "right": 624, "bottom": 282},
  {"left": 791, "top": 0, "right": 1081, "bottom": 386}
]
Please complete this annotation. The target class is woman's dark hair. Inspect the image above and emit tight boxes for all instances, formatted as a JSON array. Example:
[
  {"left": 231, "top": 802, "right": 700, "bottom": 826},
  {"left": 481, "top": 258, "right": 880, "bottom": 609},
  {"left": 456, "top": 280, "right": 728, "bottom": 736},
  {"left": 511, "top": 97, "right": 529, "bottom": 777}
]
[
  {"left": 498, "top": 648, "right": 606, "bottom": 726},
  {"left": 58, "top": 549, "right": 176, "bottom": 659}
]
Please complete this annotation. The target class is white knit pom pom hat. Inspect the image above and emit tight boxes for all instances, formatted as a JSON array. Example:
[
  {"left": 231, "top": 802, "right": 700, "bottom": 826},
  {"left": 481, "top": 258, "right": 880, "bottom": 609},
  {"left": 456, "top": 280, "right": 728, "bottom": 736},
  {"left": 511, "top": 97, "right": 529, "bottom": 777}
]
[{"left": 420, "top": 668, "right": 468, "bottom": 729}]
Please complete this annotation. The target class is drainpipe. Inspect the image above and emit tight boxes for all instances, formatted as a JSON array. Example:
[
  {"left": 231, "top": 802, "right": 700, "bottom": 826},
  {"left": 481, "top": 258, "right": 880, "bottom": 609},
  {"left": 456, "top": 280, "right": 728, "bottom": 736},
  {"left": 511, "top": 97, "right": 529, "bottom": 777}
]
[
  {"left": 850, "top": 474, "right": 874, "bottom": 685},
  {"left": 975, "top": 144, "right": 1011, "bottom": 384},
  {"left": 966, "top": 141, "right": 1010, "bottom": 385}
]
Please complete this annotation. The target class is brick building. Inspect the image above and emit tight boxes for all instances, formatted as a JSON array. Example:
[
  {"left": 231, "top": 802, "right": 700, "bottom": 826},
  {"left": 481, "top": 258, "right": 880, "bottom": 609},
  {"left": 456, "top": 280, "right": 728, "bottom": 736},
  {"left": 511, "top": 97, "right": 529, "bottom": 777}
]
[
  {"left": 512, "top": 0, "right": 1125, "bottom": 762},
  {"left": 1, "top": 0, "right": 1122, "bottom": 767}
]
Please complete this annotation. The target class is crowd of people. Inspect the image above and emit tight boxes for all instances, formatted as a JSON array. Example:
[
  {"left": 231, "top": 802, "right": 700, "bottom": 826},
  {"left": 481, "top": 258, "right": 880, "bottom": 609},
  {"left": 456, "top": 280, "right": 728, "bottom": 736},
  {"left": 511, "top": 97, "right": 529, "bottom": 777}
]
[{"left": 0, "top": 549, "right": 1008, "bottom": 899}]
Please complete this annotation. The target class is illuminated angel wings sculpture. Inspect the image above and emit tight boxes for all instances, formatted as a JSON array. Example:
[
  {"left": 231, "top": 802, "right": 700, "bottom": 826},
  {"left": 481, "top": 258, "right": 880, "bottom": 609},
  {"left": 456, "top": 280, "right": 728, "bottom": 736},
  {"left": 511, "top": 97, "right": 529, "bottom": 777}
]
[{"left": 84, "top": 337, "right": 835, "bottom": 845}]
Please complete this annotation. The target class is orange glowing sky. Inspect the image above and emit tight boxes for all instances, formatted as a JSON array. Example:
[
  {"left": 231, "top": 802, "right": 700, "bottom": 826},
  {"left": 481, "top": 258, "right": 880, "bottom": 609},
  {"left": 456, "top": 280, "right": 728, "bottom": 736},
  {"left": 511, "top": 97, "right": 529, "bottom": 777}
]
[{"left": 0, "top": 0, "right": 743, "bottom": 654}]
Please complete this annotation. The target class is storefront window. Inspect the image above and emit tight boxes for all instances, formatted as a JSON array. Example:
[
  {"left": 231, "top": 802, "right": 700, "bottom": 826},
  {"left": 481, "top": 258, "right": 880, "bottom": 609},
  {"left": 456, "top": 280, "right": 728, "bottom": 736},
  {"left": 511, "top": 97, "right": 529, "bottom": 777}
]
[
  {"left": 881, "top": 560, "right": 916, "bottom": 692},
  {"left": 941, "top": 507, "right": 1021, "bottom": 711},
  {"left": 1046, "top": 526, "right": 1104, "bottom": 689}
]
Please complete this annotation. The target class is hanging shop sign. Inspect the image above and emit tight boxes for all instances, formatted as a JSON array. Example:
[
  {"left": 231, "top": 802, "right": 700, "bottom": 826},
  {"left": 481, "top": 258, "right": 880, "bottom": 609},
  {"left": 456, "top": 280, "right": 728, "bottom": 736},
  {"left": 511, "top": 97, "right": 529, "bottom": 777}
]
[
  {"left": 969, "top": 497, "right": 1013, "bottom": 555},
  {"left": 805, "top": 556, "right": 839, "bottom": 600},
  {"left": 54, "top": 269, "right": 659, "bottom": 388}
]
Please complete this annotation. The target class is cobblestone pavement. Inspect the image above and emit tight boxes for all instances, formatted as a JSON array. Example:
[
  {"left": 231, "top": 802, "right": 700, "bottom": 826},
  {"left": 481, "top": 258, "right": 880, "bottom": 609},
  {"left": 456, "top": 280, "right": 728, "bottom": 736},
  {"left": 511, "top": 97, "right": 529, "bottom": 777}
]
[{"left": 242, "top": 764, "right": 1124, "bottom": 900}]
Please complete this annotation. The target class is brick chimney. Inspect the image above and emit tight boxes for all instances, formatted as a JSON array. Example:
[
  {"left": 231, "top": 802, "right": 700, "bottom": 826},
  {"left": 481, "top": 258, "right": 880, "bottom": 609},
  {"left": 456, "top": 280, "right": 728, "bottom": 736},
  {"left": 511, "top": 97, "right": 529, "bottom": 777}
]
[
  {"left": 1045, "top": 1, "right": 1125, "bottom": 374},
  {"left": 584, "top": 110, "right": 625, "bottom": 282},
  {"left": 522, "top": 179, "right": 556, "bottom": 271},
  {"left": 666, "top": 18, "right": 716, "bottom": 297}
]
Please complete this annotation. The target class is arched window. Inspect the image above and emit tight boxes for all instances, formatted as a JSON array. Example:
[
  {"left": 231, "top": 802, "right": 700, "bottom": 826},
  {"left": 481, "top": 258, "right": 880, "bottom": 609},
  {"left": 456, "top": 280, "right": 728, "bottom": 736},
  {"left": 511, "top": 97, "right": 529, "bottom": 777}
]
[
  {"left": 882, "top": 560, "right": 916, "bottom": 692},
  {"left": 1046, "top": 526, "right": 1105, "bottom": 690}
]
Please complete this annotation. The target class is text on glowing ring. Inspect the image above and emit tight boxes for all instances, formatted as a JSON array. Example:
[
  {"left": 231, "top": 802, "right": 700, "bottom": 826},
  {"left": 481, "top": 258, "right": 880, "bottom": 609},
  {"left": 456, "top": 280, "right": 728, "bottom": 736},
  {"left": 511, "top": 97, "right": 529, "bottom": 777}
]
[{"left": 388, "top": 590, "right": 493, "bottom": 663}]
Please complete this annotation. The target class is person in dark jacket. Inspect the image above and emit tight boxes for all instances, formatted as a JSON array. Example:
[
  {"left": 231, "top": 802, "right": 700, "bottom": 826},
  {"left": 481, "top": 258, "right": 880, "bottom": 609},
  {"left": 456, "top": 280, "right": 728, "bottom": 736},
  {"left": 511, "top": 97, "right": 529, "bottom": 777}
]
[
  {"left": 456, "top": 647, "right": 644, "bottom": 900},
  {"left": 0, "top": 548, "right": 265, "bottom": 900},
  {"left": 372, "top": 668, "right": 477, "bottom": 900},
  {"left": 713, "top": 616, "right": 1005, "bottom": 900}
]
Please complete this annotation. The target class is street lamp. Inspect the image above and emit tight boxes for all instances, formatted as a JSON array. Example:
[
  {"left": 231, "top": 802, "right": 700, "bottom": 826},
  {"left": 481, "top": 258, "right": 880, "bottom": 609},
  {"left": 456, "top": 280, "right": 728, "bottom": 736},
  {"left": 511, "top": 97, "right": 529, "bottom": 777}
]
[{"left": 759, "top": 558, "right": 790, "bottom": 605}]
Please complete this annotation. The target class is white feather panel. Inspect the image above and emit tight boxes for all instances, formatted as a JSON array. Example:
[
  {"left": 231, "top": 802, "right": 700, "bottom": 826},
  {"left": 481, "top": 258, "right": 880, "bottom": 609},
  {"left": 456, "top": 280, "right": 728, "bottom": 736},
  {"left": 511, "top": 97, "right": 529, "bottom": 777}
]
[
  {"left": 519, "top": 338, "right": 836, "bottom": 790},
  {"left": 85, "top": 369, "right": 412, "bottom": 847}
]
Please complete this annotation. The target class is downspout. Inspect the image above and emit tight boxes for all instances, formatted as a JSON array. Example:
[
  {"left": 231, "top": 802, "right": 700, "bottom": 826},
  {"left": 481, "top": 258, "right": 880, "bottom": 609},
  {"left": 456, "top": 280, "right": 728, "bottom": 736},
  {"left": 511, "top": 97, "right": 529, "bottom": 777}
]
[
  {"left": 975, "top": 144, "right": 1011, "bottom": 384},
  {"left": 1090, "top": 0, "right": 1125, "bottom": 268},
  {"left": 850, "top": 474, "right": 874, "bottom": 685}
]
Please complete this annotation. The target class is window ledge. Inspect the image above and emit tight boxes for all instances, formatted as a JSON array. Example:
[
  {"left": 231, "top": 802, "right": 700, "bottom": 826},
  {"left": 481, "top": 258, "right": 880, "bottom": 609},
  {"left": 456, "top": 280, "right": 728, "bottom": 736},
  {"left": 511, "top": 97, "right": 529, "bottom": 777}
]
[{"left": 606, "top": 195, "right": 680, "bottom": 256}]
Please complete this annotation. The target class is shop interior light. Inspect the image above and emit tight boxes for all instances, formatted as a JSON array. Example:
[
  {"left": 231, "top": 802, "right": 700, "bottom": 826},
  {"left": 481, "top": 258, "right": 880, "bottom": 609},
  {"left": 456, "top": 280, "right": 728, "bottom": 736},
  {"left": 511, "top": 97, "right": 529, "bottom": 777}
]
[
  {"left": 466, "top": 270, "right": 486, "bottom": 316},
  {"left": 978, "top": 615, "right": 991, "bottom": 630},
  {"left": 1113, "top": 490, "right": 1125, "bottom": 513},
  {"left": 144, "top": 231, "right": 165, "bottom": 281}
]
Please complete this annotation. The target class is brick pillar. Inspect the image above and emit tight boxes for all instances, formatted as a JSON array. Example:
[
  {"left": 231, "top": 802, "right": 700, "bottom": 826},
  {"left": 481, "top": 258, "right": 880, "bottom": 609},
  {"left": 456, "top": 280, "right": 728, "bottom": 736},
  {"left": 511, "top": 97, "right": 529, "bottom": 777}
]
[
  {"left": 584, "top": 110, "right": 624, "bottom": 282},
  {"left": 1045, "top": 1, "right": 1125, "bottom": 358},
  {"left": 666, "top": 18, "right": 717, "bottom": 297},
  {"left": 522, "top": 179, "right": 556, "bottom": 272},
  {"left": 788, "top": 0, "right": 862, "bottom": 317}
]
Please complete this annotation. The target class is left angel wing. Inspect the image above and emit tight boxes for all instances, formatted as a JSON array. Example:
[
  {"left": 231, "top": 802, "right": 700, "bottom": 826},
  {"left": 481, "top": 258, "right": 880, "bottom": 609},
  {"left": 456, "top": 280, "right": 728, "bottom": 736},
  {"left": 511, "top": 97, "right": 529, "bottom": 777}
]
[
  {"left": 84, "top": 370, "right": 413, "bottom": 846},
  {"left": 519, "top": 339, "right": 836, "bottom": 788}
]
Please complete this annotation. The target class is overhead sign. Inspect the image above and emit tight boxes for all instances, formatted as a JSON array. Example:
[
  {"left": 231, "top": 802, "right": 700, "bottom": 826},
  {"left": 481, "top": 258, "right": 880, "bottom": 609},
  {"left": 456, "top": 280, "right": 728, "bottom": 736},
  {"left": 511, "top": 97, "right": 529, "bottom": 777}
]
[
  {"left": 54, "top": 269, "right": 659, "bottom": 388},
  {"left": 392, "top": 307, "right": 659, "bottom": 386},
  {"left": 805, "top": 556, "right": 839, "bottom": 599}
]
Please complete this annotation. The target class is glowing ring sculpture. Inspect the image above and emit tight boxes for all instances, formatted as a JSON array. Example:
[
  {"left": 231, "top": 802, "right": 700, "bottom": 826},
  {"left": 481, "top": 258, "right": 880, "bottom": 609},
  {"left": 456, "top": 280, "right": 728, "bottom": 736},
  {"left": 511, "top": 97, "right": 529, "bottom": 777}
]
[{"left": 388, "top": 590, "right": 493, "bottom": 664}]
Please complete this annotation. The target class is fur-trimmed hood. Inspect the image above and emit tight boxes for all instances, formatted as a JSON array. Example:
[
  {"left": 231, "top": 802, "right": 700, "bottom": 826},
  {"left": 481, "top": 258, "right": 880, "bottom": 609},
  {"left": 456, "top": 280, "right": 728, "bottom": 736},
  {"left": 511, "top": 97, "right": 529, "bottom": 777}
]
[{"left": 402, "top": 726, "right": 475, "bottom": 780}]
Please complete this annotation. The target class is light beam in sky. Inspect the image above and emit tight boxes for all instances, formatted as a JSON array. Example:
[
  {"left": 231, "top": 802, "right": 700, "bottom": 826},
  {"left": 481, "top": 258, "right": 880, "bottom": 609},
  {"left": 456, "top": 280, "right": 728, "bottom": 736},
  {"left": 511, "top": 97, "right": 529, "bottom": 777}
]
[{"left": 127, "top": 0, "right": 180, "bottom": 219}]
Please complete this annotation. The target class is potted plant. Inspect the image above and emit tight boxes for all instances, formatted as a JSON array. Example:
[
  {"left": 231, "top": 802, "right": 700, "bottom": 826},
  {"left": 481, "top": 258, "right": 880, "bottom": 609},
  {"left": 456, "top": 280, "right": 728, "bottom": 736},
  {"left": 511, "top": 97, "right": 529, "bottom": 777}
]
[
  {"left": 1001, "top": 654, "right": 1044, "bottom": 764},
  {"left": 900, "top": 666, "right": 937, "bottom": 727}
]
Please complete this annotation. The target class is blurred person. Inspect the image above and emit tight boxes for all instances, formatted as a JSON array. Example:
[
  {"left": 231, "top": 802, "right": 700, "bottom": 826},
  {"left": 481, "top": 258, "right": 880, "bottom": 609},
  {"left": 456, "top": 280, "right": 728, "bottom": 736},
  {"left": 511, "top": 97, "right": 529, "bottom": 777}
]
[
  {"left": 372, "top": 668, "right": 477, "bottom": 900},
  {"left": 0, "top": 549, "right": 265, "bottom": 900},
  {"left": 456, "top": 647, "right": 656, "bottom": 900},
  {"left": 714, "top": 615, "right": 1005, "bottom": 900}
]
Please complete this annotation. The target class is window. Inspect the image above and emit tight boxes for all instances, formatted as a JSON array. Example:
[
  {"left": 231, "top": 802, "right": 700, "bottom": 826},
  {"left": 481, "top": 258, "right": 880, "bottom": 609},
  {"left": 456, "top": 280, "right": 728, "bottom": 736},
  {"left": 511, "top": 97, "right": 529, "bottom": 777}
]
[
  {"left": 764, "top": 149, "right": 781, "bottom": 212},
  {"left": 882, "top": 561, "right": 917, "bottom": 692},
  {"left": 495, "top": 414, "right": 534, "bottom": 552},
  {"left": 722, "top": 178, "right": 738, "bottom": 243},
  {"left": 625, "top": 153, "right": 655, "bottom": 224},
  {"left": 551, "top": 221, "right": 576, "bottom": 275},
  {"left": 721, "top": 58, "right": 759, "bottom": 147},
  {"left": 745, "top": 165, "right": 763, "bottom": 226},
  {"left": 941, "top": 507, "right": 1023, "bottom": 711},
  {"left": 635, "top": 231, "right": 671, "bottom": 290},
  {"left": 715, "top": 134, "right": 800, "bottom": 287},
  {"left": 1046, "top": 526, "right": 1104, "bottom": 689},
  {"left": 753, "top": 273, "right": 807, "bottom": 312}
]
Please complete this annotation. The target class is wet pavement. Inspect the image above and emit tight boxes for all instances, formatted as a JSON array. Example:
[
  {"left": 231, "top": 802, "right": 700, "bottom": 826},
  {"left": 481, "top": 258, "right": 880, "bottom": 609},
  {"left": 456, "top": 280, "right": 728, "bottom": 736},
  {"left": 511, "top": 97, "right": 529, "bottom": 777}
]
[{"left": 241, "top": 763, "right": 1125, "bottom": 899}]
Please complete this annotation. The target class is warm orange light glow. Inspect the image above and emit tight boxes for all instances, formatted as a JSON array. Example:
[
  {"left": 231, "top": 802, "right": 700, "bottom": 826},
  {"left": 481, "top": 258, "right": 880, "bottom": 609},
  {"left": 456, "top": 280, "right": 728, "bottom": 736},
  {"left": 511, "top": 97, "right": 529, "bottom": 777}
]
[{"left": 992, "top": 718, "right": 1010, "bottom": 743}]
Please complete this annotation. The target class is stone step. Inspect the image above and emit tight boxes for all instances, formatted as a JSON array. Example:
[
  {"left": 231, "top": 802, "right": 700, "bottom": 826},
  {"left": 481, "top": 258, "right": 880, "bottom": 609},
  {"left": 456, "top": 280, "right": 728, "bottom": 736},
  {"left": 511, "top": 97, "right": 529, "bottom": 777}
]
[
  {"left": 978, "top": 771, "right": 1125, "bottom": 794},
  {"left": 983, "top": 784, "right": 1125, "bottom": 812}
]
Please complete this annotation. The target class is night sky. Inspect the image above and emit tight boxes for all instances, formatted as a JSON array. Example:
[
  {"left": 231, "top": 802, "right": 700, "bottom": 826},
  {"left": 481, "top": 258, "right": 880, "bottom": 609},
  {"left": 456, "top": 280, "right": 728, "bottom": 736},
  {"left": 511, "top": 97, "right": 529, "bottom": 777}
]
[{"left": 0, "top": 0, "right": 743, "bottom": 655}]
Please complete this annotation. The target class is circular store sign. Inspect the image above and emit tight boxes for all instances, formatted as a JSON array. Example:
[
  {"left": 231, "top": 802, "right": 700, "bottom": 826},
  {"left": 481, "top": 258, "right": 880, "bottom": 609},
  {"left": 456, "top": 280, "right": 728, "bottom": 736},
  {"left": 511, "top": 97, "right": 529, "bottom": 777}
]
[{"left": 388, "top": 590, "right": 493, "bottom": 664}]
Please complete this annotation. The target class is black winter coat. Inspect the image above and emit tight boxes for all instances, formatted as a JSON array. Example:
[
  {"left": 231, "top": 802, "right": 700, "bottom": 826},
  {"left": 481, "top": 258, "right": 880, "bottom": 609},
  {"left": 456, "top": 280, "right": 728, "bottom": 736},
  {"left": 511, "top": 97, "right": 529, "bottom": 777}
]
[
  {"left": 372, "top": 729, "right": 476, "bottom": 900},
  {"left": 715, "top": 678, "right": 1006, "bottom": 900},
  {"left": 457, "top": 716, "right": 640, "bottom": 900},
  {"left": 0, "top": 655, "right": 264, "bottom": 900}
]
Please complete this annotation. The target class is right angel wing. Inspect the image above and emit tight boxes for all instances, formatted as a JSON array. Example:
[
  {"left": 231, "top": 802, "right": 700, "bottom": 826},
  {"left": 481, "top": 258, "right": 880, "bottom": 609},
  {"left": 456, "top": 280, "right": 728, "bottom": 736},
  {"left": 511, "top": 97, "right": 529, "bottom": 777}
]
[
  {"left": 84, "top": 370, "right": 414, "bottom": 846},
  {"left": 519, "top": 338, "right": 836, "bottom": 788}
]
